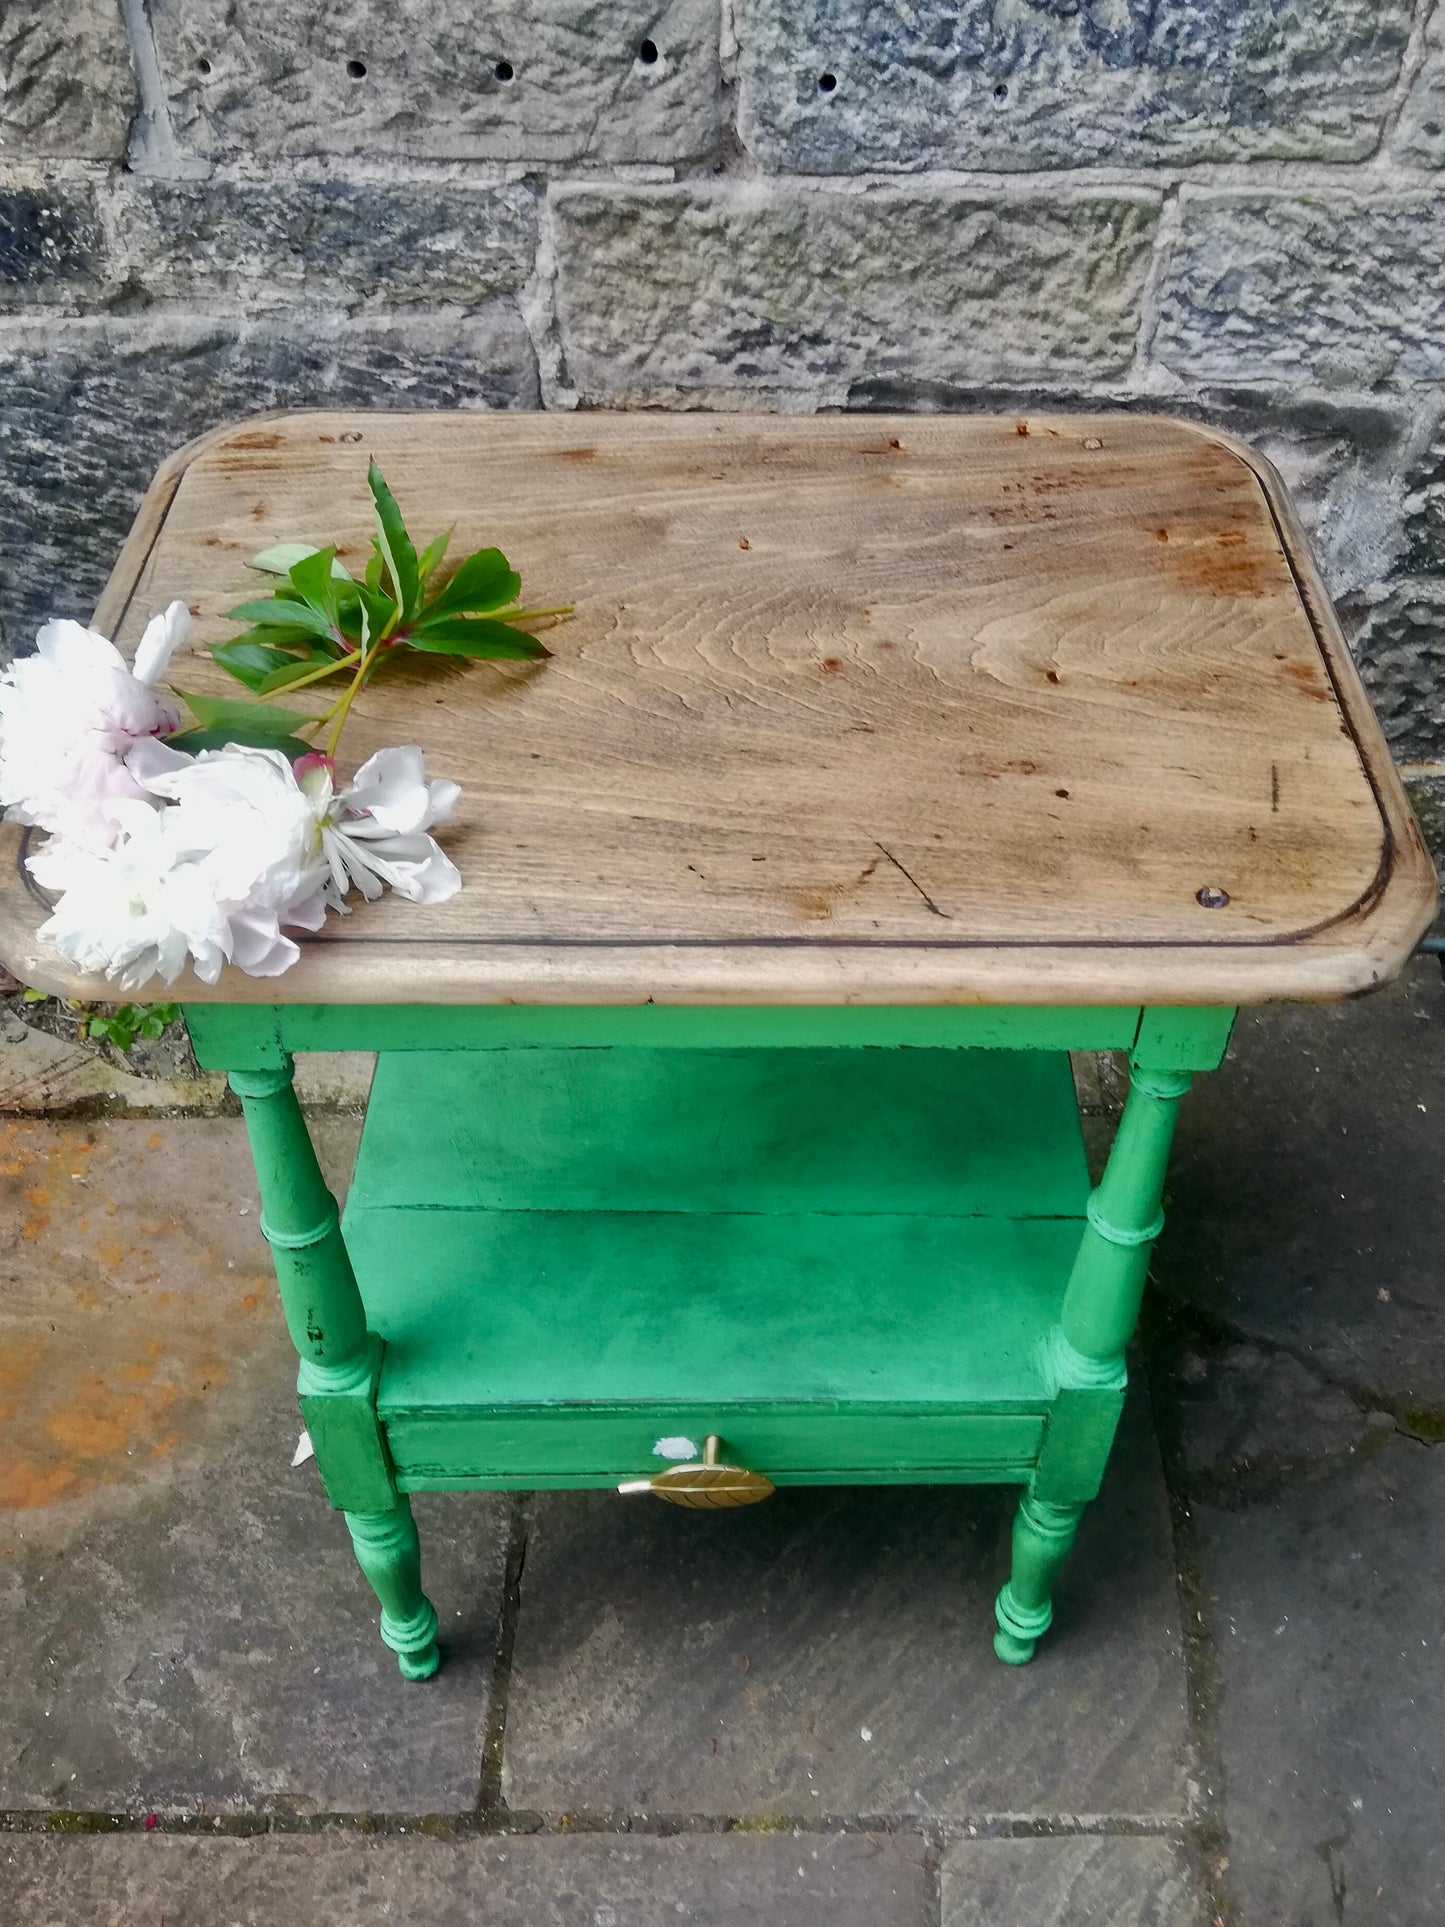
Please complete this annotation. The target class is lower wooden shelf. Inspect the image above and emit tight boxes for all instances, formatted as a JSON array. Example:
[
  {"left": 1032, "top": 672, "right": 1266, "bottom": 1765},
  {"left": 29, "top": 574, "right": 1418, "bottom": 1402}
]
[{"left": 341, "top": 1045, "right": 1094, "bottom": 1490}]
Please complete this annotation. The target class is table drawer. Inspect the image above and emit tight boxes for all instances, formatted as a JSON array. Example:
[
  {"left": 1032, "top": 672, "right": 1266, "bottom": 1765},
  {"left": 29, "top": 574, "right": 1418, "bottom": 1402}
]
[{"left": 385, "top": 1407, "right": 1047, "bottom": 1490}]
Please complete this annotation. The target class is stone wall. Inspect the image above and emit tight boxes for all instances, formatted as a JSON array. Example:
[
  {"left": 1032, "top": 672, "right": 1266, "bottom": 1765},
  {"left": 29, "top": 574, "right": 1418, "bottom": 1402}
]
[{"left": 2, "top": 0, "right": 1443, "bottom": 804}]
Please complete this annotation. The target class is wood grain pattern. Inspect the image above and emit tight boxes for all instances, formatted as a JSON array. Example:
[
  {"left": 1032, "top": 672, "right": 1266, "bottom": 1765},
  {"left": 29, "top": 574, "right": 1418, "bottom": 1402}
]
[{"left": 0, "top": 409, "right": 1433, "bottom": 1005}]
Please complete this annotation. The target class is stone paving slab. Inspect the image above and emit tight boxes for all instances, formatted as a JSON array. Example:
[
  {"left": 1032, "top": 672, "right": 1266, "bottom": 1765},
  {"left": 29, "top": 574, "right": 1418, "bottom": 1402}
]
[
  {"left": 941, "top": 1837, "right": 1203, "bottom": 1925},
  {"left": 1149, "top": 961, "right": 1445, "bottom": 1922},
  {"left": 504, "top": 1393, "right": 1189, "bottom": 1821},
  {"left": 1193, "top": 1434, "right": 1445, "bottom": 1925},
  {"left": 0, "top": 1118, "right": 506, "bottom": 1815},
  {"left": 0, "top": 1828, "right": 935, "bottom": 1926},
  {"left": 1156, "top": 956, "right": 1445, "bottom": 1419}
]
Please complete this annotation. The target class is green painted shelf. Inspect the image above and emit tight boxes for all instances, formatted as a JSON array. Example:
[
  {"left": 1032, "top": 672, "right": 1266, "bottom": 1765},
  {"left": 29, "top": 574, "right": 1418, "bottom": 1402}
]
[{"left": 341, "top": 1047, "right": 1091, "bottom": 1489}]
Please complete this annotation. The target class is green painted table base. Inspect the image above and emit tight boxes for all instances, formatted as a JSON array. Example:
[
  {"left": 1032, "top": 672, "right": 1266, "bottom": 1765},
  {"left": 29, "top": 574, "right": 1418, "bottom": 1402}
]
[{"left": 189, "top": 1003, "right": 1234, "bottom": 1677}]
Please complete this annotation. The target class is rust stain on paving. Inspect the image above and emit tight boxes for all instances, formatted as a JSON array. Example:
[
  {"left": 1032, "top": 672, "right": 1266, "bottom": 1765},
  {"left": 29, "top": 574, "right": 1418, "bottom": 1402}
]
[{"left": 0, "top": 1121, "right": 279, "bottom": 1511}]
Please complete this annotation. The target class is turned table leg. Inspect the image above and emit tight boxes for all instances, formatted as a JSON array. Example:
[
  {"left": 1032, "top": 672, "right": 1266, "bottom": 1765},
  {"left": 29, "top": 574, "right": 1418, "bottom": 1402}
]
[
  {"left": 229, "top": 1058, "right": 440, "bottom": 1682},
  {"left": 995, "top": 1049, "right": 1193, "bottom": 1666}
]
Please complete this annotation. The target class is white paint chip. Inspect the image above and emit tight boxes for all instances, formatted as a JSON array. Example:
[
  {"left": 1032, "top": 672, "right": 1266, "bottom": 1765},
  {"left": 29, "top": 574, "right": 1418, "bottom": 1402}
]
[
  {"left": 291, "top": 1430, "right": 314, "bottom": 1468},
  {"left": 653, "top": 1436, "right": 697, "bottom": 1461}
]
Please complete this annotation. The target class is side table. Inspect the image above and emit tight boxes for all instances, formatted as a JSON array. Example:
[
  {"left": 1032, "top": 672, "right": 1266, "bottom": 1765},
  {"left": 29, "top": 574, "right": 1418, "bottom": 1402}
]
[{"left": 2, "top": 410, "right": 1433, "bottom": 1676}]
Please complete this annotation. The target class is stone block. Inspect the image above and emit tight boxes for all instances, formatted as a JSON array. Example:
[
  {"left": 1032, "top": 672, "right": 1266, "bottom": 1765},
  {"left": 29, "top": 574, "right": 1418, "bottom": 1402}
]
[
  {"left": 941, "top": 1837, "right": 1203, "bottom": 1926},
  {"left": 0, "top": 311, "right": 538, "bottom": 659},
  {"left": 1394, "top": 1, "right": 1445, "bottom": 166},
  {"left": 1403, "top": 769, "right": 1445, "bottom": 865},
  {"left": 0, "top": 1832, "right": 936, "bottom": 1926},
  {"left": 0, "top": 1, "right": 137, "bottom": 159},
  {"left": 734, "top": 0, "right": 1411, "bottom": 173},
  {"left": 112, "top": 177, "right": 538, "bottom": 308},
  {"left": 150, "top": 0, "right": 722, "bottom": 162},
  {"left": 0, "top": 179, "right": 103, "bottom": 306},
  {"left": 552, "top": 184, "right": 1159, "bottom": 406},
  {"left": 1155, "top": 191, "right": 1445, "bottom": 389},
  {"left": 1352, "top": 585, "right": 1445, "bottom": 763},
  {"left": 0, "top": 1006, "right": 228, "bottom": 1114},
  {"left": 1402, "top": 409, "right": 1445, "bottom": 577}
]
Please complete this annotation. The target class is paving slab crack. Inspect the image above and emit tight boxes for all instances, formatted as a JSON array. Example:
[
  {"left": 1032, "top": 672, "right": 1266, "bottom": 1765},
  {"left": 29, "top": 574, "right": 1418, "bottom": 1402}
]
[
  {"left": 1139, "top": 1303, "right": 1238, "bottom": 1927},
  {"left": 477, "top": 1492, "right": 530, "bottom": 1817}
]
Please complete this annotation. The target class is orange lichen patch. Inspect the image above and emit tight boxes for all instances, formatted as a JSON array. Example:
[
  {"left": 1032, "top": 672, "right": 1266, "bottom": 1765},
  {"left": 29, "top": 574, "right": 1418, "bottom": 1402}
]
[
  {"left": 0, "top": 1120, "right": 285, "bottom": 1513},
  {"left": 0, "top": 1459, "right": 80, "bottom": 1509},
  {"left": 45, "top": 1375, "right": 182, "bottom": 1457},
  {"left": 0, "top": 1338, "right": 45, "bottom": 1390}
]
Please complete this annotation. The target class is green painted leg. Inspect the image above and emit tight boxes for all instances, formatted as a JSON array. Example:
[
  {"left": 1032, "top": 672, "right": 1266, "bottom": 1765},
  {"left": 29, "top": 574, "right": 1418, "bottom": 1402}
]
[
  {"left": 1054, "top": 1058, "right": 1193, "bottom": 1387},
  {"left": 999, "top": 1038, "right": 1198, "bottom": 1666},
  {"left": 230, "top": 1057, "right": 441, "bottom": 1682},
  {"left": 993, "top": 1495, "right": 1085, "bottom": 1665},
  {"left": 345, "top": 1499, "right": 441, "bottom": 1682}
]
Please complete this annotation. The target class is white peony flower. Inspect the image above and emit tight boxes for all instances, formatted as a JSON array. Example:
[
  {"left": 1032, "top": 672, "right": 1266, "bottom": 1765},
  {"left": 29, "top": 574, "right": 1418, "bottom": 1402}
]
[
  {"left": 129, "top": 737, "right": 330, "bottom": 928},
  {"left": 29, "top": 800, "right": 243, "bottom": 991},
  {"left": 28, "top": 738, "right": 461, "bottom": 989},
  {"left": 0, "top": 601, "right": 191, "bottom": 850},
  {"left": 31, "top": 740, "right": 331, "bottom": 989},
  {"left": 296, "top": 745, "right": 462, "bottom": 909}
]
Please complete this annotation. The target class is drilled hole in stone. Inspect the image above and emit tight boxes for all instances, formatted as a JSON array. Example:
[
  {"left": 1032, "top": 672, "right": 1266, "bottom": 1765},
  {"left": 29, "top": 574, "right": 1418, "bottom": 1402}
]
[
  {"left": 196, "top": 56, "right": 213, "bottom": 76},
  {"left": 346, "top": 58, "right": 367, "bottom": 79},
  {"left": 639, "top": 37, "right": 659, "bottom": 63},
  {"left": 494, "top": 59, "right": 514, "bottom": 81},
  {"left": 993, "top": 82, "right": 1008, "bottom": 101},
  {"left": 817, "top": 71, "right": 837, "bottom": 93}
]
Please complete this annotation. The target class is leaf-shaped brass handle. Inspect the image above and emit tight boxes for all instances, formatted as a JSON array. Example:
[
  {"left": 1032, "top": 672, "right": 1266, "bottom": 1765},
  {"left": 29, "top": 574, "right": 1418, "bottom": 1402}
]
[{"left": 617, "top": 1436, "right": 775, "bottom": 1508}]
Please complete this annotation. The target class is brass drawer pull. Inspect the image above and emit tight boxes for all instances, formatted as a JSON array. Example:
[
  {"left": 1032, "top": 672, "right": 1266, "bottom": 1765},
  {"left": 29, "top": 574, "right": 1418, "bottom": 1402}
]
[{"left": 617, "top": 1435, "right": 775, "bottom": 1508}]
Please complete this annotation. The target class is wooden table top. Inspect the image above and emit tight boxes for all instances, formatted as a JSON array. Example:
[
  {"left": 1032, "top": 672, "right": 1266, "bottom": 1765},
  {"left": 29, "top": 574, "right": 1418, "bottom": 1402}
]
[{"left": 1, "top": 409, "right": 1433, "bottom": 1007}]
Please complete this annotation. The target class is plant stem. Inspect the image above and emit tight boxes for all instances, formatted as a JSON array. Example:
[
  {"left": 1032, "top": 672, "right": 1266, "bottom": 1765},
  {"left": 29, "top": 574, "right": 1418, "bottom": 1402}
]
[
  {"left": 255, "top": 654, "right": 356, "bottom": 701},
  {"left": 324, "top": 645, "right": 375, "bottom": 757},
  {"left": 494, "top": 604, "right": 574, "bottom": 623}
]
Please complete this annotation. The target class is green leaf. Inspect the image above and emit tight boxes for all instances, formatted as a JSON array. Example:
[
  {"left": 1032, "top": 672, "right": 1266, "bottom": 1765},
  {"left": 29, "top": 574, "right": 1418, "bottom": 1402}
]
[
  {"left": 22, "top": 986, "right": 47, "bottom": 1004},
  {"left": 219, "top": 622, "right": 330, "bottom": 651},
  {"left": 287, "top": 545, "right": 342, "bottom": 622},
  {"left": 365, "top": 546, "right": 385, "bottom": 592},
  {"left": 173, "top": 690, "right": 319, "bottom": 736},
  {"left": 369, "top": 459, "right": 419, "bottom": 621},
  {"left": 422, "top": 547, "right": 520, "bottom": 618},
  {"left": 417, "top": 525, "right": 453, "bottom": 584},
  {"left": 211, "top": 639, "right": 319, "bottom": 692},
  {"left": 250, "top": 542, "right": 353, "bottom": 580},
  {"left": 406, "top": 617, "right": 551, "bottom": 660},
  {"left": 166, "top": 726, "right": 316, "bottom": 761},
  {"left": 224, "top": 598, "right": 342, "bottom": 643}
]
